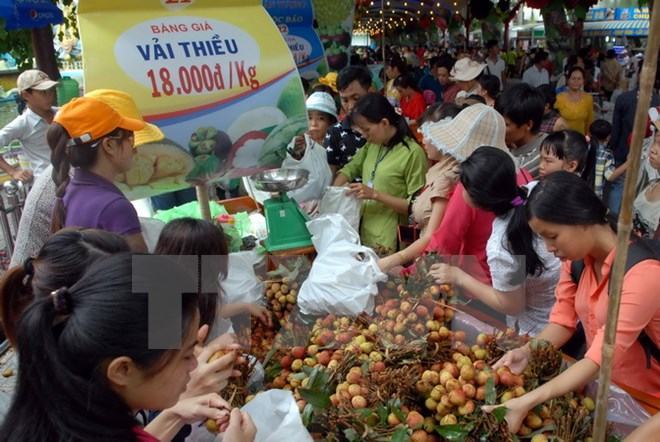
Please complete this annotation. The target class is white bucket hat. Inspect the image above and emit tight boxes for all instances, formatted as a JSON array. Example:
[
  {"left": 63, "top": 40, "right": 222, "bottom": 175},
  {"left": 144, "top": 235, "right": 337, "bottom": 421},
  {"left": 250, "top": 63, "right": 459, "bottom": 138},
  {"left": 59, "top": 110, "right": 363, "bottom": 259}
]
[
  {"left": 450, "top": 57, "right": 486, "bottom": 82},
  {"left": 649, "top": 106, "right": 659, "bottom": 132},
  {"left": 420, "top": 103, "right": 509, "bottom": 162},
  {"left": 306, "top": 92, "right": 338, "bottom": 120}
]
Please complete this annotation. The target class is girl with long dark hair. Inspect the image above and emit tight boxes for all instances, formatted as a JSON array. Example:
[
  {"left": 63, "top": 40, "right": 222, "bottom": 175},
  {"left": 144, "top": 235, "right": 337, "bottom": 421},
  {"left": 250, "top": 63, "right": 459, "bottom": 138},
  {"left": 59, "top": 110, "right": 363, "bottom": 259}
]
[
  {"left": 484, "top": 172, "right": 660, "bottom": 431},
  {"left": 333, "top": 93, "right": 427, "bottom": 253},
  {"left": 155, "top": 217, "right": 272, "bottom": 331},
  {"left": 50, "top": 97, "right": 147, "bottom": 252},
  {"left": 0, "top": 228, "right": 129, "bottom": 346},
  {"left": 429, "top": 147, "right": 560, "bottom": 335},
  {"left": 0, "top": 253, "right": 256, "bottom": 441}
]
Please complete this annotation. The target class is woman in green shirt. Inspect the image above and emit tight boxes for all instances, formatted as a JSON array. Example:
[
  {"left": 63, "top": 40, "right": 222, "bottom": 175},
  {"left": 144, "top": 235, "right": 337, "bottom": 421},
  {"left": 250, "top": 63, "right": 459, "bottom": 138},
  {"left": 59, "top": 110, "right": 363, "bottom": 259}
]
[{"left": 333, "top": 93, "right": 427, "bottom": 252}]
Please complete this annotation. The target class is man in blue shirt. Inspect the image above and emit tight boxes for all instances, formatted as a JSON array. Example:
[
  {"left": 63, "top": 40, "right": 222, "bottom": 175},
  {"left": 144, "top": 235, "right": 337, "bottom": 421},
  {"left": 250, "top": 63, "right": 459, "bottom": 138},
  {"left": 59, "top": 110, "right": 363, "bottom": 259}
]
[{"left": 417, "top": 57, "right": 443, "bottom": 104}]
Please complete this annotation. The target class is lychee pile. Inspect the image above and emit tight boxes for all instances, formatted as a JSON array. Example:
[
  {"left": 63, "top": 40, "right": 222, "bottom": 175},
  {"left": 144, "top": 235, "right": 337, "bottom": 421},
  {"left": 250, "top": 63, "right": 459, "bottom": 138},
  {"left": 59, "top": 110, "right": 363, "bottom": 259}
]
[
  {"left": 224, "top": 262, "right": 603, "bottom": 441},
  {"left": 264, "top": 277, "right": 298, "bottom": 327}
]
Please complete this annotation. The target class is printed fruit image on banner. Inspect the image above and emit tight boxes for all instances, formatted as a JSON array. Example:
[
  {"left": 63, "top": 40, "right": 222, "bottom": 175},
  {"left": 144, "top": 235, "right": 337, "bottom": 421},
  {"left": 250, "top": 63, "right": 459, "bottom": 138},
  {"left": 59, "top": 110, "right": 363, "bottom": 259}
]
[
  {"left": 264, "top": 0, "right": 328, "bottom": 80},
  {"left": 312, "top": 0, "right": 355, "bottom": 71},
  {"left": 78, "top": 0, "right": 307, "bottom": 201}
]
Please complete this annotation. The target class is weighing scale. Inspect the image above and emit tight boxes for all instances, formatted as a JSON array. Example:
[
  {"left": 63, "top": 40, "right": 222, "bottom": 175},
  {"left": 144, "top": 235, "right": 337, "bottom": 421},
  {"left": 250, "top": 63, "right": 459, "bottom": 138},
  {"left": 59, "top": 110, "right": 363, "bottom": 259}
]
[{"left": 251, "top": 168, "right": 313, "bottom": 252}]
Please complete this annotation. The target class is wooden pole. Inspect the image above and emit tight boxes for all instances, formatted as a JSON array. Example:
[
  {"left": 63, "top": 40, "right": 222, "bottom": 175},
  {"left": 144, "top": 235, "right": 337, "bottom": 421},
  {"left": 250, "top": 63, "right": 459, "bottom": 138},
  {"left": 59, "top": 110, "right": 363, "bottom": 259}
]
[
  {"left": 195, "top": 184, "right": 212, "bottom": 221},
  {"left": 31, "top": 26, "right": 60, "bottom": 80},
  {"left": 591, "top": 5, "right": 660, "bottom": 442}
]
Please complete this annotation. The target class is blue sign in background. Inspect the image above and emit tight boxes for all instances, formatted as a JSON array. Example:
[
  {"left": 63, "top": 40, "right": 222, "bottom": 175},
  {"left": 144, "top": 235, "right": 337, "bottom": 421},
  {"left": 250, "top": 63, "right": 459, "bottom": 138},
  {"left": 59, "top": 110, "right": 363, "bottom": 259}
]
[
  {"left": 614, "top": 7, "right": 649, "bottom": 21},
  {"left": 264, "top": 0, "right": 326, "bottom": 79},
  {"left": 0, "top": 0, "right": 63, "bottom": 30}
]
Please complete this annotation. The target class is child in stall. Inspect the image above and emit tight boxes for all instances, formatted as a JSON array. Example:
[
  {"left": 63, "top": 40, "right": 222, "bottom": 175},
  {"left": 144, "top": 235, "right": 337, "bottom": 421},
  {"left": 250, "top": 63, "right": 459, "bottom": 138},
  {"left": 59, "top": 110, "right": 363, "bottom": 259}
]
[
  {"left": 154, "top": 217, "right": 272, "bottom": 339},
  {"left": 283, "top": 92, "right": 336, "bottom": 208},
  {"left": 586, "top": 119, "right": 626, "bottom": 200},
  {"left": 538, "top": 129, "right": 589, "bottom": 179},
  {"left": 246, "top": 92, "right": 336, "bottom": 210}
]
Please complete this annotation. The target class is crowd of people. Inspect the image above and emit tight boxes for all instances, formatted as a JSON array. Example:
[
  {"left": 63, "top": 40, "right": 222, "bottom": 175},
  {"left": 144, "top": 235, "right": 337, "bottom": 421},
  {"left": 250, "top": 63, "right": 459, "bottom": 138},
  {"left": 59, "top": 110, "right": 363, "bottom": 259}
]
[{"left": 0, "top": 35, "right": 658, "bottom": 440}]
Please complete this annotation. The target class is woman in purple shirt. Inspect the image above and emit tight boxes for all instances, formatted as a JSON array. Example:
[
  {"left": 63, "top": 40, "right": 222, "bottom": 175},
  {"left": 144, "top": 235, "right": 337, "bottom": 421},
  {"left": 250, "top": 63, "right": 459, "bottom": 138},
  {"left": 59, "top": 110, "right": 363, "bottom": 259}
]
[{"left": 50, "top": 96, "right": 148, "bottom": 251}]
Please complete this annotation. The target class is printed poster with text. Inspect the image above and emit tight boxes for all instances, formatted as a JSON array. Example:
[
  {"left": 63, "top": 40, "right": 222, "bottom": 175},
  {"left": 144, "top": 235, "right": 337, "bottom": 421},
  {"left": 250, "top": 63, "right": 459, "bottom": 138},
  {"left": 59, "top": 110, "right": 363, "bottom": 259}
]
[
  {"left": 264, "top": 0, "right": 327, "bottom": 80},
  {"left": 311, "top": 0, "right": 355, "bottom": 72},
  {"left": 78, "top": 0, "right": 308, "bottom": 201}
]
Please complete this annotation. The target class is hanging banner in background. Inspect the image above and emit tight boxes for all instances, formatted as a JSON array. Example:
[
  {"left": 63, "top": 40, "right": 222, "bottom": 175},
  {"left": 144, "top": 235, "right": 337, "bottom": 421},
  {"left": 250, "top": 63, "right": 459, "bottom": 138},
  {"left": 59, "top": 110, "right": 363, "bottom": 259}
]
[
  {"left": 264, "top": 0, "right": 327, "bottom": 81},
  {"left": 311, "top": 0, "right": 355, "bottom": 72},
  {"left": 614, "top": 7, "right": 649, "bottom": 21},
  {"left": 78, "top": 0, "right": 307, "bottom": 201}
]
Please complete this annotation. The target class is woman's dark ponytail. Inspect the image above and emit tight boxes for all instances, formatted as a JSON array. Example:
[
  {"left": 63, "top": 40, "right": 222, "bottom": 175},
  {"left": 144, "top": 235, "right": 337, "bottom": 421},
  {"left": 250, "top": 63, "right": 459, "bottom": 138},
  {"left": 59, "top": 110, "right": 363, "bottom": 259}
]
[
  {"left": 49, "top": 123, "right": 72, "bottom": 233},
  {"left": 0, "top": 229, "right": 129, "bottom": 347},
  {"left": 506, "top": 185, "right": 544, "bottom": 276},
  {"left": 461, "top": 146, "right": 545, "bottom": 277},
  {"left": 0, "top": 253, "right": 199, "bottom": 441},
  {"left": 0, "top": 264, "right": 33, "bottom": 346}
]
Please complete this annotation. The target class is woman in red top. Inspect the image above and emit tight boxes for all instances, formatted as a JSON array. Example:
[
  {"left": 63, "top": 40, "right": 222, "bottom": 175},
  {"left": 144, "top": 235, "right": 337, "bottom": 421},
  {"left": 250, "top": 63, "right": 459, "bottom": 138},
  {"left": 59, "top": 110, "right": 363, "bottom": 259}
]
[
  {"left": 394, "top": 73, "right": 427, "bottom": 121},
  {"left": 0, "top": 251, "right": 256, "bottom": 441},
  {"left": 420, "top": 104, "right": 532, "bottom": 284},
  {"left": 485, "top": 172, "right": 660, "bottom": 432}
]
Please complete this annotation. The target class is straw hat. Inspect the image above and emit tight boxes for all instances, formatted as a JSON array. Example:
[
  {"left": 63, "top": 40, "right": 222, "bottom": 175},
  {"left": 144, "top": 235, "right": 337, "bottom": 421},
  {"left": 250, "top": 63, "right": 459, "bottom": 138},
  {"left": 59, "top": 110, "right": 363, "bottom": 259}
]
[
  {"left": 420, "top": 103, "right": 509, "bottom": 162},
  {"left": 85, "top": 89, "right": 165, "bottom": 147},
  {"left": 450, "top": 57, "right": 486, "bottom": 82}
]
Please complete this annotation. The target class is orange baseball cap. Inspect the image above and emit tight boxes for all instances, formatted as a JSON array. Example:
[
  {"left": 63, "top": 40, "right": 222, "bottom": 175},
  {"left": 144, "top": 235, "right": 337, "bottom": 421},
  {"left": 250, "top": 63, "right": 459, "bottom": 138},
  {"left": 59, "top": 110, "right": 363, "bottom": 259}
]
[{"left": 54, "top": 96, "right": 145, "bottom": 147}]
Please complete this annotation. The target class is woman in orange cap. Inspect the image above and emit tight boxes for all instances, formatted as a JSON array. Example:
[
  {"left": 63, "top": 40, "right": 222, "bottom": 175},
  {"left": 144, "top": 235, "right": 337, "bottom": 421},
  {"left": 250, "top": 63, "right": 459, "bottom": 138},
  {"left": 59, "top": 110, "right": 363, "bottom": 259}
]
[{"left": 50, "top": 96, "right": 148, "bottom": 251}]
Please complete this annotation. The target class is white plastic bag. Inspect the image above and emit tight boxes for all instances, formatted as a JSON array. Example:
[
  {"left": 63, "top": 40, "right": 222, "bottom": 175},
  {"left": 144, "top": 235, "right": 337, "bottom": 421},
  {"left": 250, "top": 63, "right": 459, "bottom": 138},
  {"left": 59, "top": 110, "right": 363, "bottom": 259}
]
[
  {"left": 281, "top": 134, "right": 332, "bottom": 203},
  {"left": 140, "top": 217, "right": 165, "bottom": 253},
  {"left": 298, "top": 215, "right": 387, "bottom": 316},
  {"left": 318, "top": 186, "right": 362, "bottom": 232},
  {"left": 239, "top": 389, "right": 313, "bottom": 442},
  {"left": 219, "top": 250, "right": 265, "bottom": 305},
  {"left": 306, "top": 213, "right": 360, "bottom": 251},
  {"left": 243, "top": 134, "right": 332, "bottom": 205}
]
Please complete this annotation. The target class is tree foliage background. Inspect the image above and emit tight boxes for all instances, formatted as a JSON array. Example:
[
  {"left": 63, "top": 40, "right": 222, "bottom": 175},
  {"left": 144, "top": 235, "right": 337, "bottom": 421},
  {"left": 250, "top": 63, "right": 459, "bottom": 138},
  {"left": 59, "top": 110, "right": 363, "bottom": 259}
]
[{"left": 0, "top": 0, "right": 77, "bottom": 70}]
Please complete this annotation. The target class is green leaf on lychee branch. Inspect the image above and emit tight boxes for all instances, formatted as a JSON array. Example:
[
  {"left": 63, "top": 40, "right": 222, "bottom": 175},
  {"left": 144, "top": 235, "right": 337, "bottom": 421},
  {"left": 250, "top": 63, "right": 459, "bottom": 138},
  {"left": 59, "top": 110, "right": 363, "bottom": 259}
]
[
  {"left": 301, "top": 403, "right": 314, "bottom": 427},
  {"left": 485, "top": 377, "right": 497, "bottom": 405},
  {"left": 492, "top": 406, "right": 508, "bottom": 424},
  {"left": 391, "top": 426, "right": 410, "bottom": 442},
  {"left": 435, "top": 424, "right": 469, "bottom": 441},
  {"left": 263, "top": 361, "right": 282, "bottom": 381},
  {"left": 343, "top": 428, "right": 360, "bottom": 442},
  {"left": 376, "top": 405, "right": 388, "bottom": 426},
  {"left": 299, "top": 388, "right": 331, "bottom": 409}
]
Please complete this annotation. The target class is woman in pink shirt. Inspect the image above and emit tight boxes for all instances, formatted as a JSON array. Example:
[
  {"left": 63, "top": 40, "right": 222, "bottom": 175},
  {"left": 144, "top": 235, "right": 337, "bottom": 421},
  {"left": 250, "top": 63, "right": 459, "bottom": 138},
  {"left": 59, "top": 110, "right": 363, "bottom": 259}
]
[{"left": 484, "top": 172, "right": 660, "bottom": 432}]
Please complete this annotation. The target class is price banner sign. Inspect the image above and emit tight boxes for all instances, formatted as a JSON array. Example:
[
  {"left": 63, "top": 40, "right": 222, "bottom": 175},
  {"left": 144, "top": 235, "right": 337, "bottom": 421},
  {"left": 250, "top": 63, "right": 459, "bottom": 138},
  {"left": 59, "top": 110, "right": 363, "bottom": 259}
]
[
  {"left": 264, "top": 0, "right": 327, "bottom": 80},
  {"left": 78, "top": 0, "right": 308, "bottom": 201}
]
